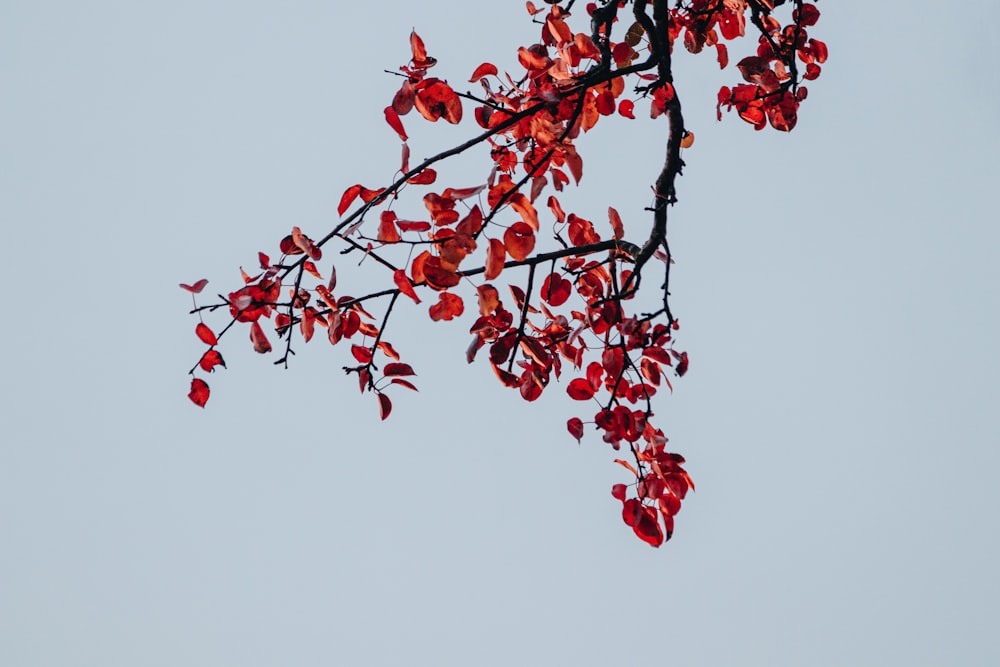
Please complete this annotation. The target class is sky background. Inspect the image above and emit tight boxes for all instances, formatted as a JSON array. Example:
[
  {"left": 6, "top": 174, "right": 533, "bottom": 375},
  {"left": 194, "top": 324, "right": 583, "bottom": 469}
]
[{"left": 2, "top": 1, "right": 998, "bottom": 665}]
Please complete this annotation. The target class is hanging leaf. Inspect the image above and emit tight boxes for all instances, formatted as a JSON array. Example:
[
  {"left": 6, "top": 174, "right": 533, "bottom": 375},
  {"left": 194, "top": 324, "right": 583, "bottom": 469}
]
[
  {"left": 383, "top": 106, "right": 408, "bottom": 141},
  {"left": 195, "top": 323, "right": 218, "bottom": 346},
  {"left": 249, "top": 321, "right": 272, "bottom": 354},
  {"left": 188, "top": 378, "right": 210, "bottom": 407},
  {"left": 378, "top": 392, "right": 392, "bottom": 420},
  {"left": 180, "top": 279, "right": 209, "bottom": 294},
  {"left": 567, "top": 417, "right": 584, "bottom": 442},
  {"left": 393, "top": 269, "right": 421, "bottom": 304},
  {"left": 384, "top": 363, "right": 416, "bottom": 377}
]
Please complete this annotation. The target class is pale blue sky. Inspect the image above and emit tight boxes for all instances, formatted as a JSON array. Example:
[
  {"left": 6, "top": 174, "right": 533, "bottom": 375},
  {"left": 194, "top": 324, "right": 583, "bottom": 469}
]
[{"left": 2, "top": 2, "right": 998, "bottom": 665}]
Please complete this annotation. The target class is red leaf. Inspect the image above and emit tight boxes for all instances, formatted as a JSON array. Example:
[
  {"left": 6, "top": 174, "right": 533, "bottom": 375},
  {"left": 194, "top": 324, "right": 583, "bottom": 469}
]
[
  {"left": 547, "top": 196, "right": 566, "bottom": 224},
  {"left": 611, "top": 484, "right": 627, "bottom": 501},
  {"left": 675, "top": 351, "right": 689, "bottom": 377},
  {"left": 623, "top": 499, "right": 664, "bottom": 547},
  {"left": 421, "top": 257, "right": 461, "bottom": 290},
  {"left": 338, "top": 184, "right": 362, "bottom": 216},
  {"left": 407, "top": 169, "right": 437, "bottom": 185},
  {"left": 377, "top": 340, "right": 400, "bottom": 360},
  {"left": 567, "top": 378, "right": 595, "bottom": 400},
  {"left": 414, "top": 79, "right": 462, "bottom": 124},
  {"left": 608, "top": 207, "right": 624, "bottom": 240},
  {"left": 567, "top": 417, "right": 584, "bottom": 443},
  {"left": 596, "top": 90, "right": 615, "bottom": 116},
  {"left": 384, "top": 362, "right": 416, "bottom": 377},
  {"left": 618, "top": 99, "right": 635, "bottom": 119},
  {"left": 442, "top": 184, "right": 486, "bottom": 201},
  {"left": 429, "top": 292, "right": 464, "bottom": 321},
  {"left": 179, "top": 279, "right": 209, "bottom": 294},
  {"left": 199, "top": 349, "right": 225, "bottom": 372},
  {"left": 468, "top": 62, "right": 498, "bottom": 82},
  {"left": 377, "top": 393, "right": 392, "bottom": 420},
  {"left": 503, "top": 222, "right": 535, "bottom": 262},
  {"left": 378, "top": 211, "right": 402, "bottom": 243},
  {"left": 188, "top": 378, "right": 210, "bottom": 407},
  {"left": 384, "top": 106, "right": 408, "bottom": 141},
  {"left": 643, "top": 346, "right": 672, "bottom": 365},
  {"left": 303, "top": 261, "right": 322, "bottom": 280},
  {"left": 485, "top": 238, "right": 506, "bottom": 279},
  {"left": 541, "top": 273, "right": 571, "bottom": 307},
  {"left": 410, "top": 30, "right": 436, "bottom": 69},
  {"left": 300, "top": 307, "right": 316, "bottom": 343},
  {"left": 393, "top": 81, "right": 415, "bottom": 115},
  {"left": 250, "top": 321, "right": 272, "bottom": 354},
  {"left": 351, "top": 345, "right": 373, "bottom": 364},
  {"left": 390, "top": 378, "right": 419, "bottom": 391},
  {"left": 716, "top": 42, "right": 729, "bottom": 69},
  {"left": 393, "top": 269, "right": 421, "bottom": 304},
  {"left": 195, "top": 323, "right": 218, "bottom": 346}
]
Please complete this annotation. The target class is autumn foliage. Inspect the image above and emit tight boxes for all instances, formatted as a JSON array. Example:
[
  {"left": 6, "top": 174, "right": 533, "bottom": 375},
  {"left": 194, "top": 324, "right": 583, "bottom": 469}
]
[{"left": 182, "top": 0, "right": 826, "bottom": 547}]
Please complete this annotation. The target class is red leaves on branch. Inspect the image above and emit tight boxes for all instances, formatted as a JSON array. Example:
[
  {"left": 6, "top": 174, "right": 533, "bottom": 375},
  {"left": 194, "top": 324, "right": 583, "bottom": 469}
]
[{"left": 183, "top": 3, "right": 826, "bottom": 548}]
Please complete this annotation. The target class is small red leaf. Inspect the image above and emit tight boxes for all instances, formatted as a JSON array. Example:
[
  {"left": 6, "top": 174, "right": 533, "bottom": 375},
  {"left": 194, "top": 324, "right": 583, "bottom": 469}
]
[
  {"left": 188, "top": 378, "right": 210, "bottom": 407},
  {"left": 541, "top": 273, "right": 571, "bottom": 307},
  {"left": 429, "top": 292, "right": 464, "bottom": 321},
  {"left": 378, "top": 211, "right": 402, "bottom": 244},
  {"left": 468, "top": 62, "right": 498, "bottom": 82},
  {"left": 503, "top": 222, "right": 535, "bottom": 262},
  {"left": 303, "top": 261, "right": 322, "bottom": 280},
  {"left": 384, "top": 362, "right": 416, "bottom": 377},
  {"left": 567, "top": 378, "right": 595, "bottom": 400},
  {"left": 338, "top": 185, "right": 362, "bottom": 216},
  {"left": 199, "top": 349, "right": 226, "bottom": 372},
  {"left": 396, "top": 220, "right": 431, "bottom": 232},
  {"left": 608, "top": 207, "right": 624, "bottom": 240},
  {"left": 195, "top": 323, "right": 218, "bottom": 346},
  {"left": 567, "top": 417, "right": 584, "bottom": 442},
  {"left": 618, "top": 99, "right": 635, "bottom": 119},
  {"left": 485, "top": 238, "right": 506, "bottom": 279},
  {"left": 390, "top": 378, "right": 419, "bottom": 391},
  {"left": 407, "top": 169, "right": 437, "bottom": 185},
  {"left": 377, "top": 393, "right": 392, "bottom": 420},
  {"left": 180, "top": 279, "right": 209, "bottom": 294},
  {"left": 393, "top": 269, "right": 421, "bottom": 304},
  {"left": 384, "top": 106, "right": 408, "bottom": 141},
  {"left": 249, "top": 321, "right": 272, "bottom": 354},
  {"left": 611, "top": 483, "right": 627, "bottom": 501},
  {"left": 351, "top": 345, "right": 373, "bottom": 364}
]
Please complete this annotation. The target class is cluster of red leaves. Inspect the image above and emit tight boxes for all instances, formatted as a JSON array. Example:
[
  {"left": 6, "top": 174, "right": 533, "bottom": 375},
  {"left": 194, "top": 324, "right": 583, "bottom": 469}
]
[
  {"left": 712, "top": 2, "right": 828, "bottom": 130},
  {"left": 183, "top": 0, "right": 824, "bottom": 547}
]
